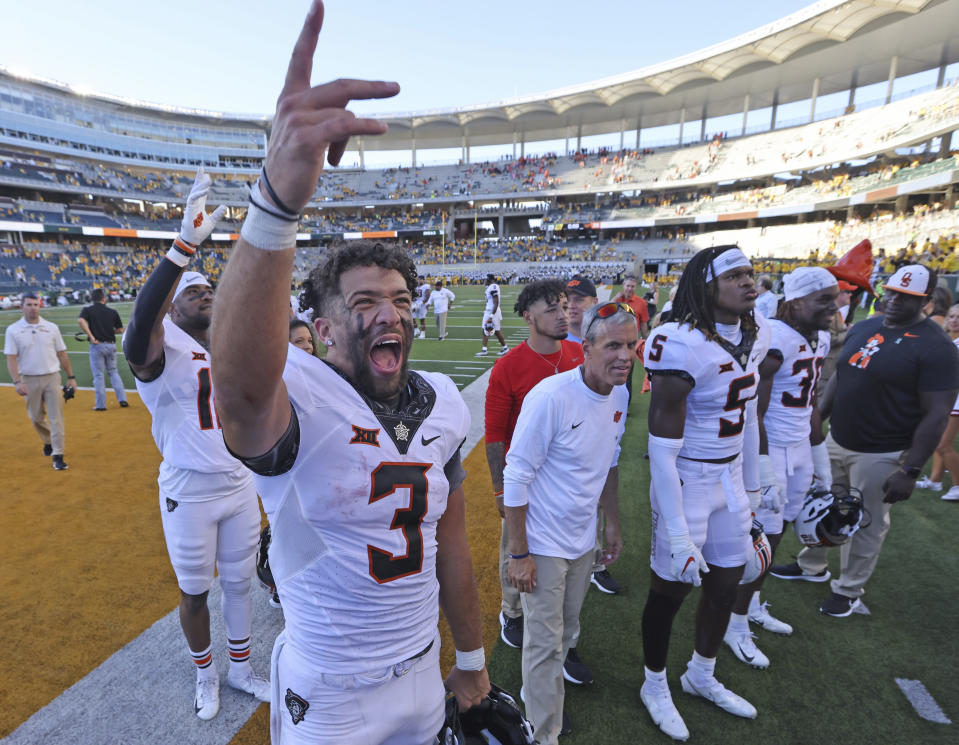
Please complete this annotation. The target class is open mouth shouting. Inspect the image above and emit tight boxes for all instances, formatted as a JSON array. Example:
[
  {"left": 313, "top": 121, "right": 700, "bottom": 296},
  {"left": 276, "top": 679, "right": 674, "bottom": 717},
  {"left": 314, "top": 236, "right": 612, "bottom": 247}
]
[{"left": 369, "top": 334, "right": 404, "bottom": 376}]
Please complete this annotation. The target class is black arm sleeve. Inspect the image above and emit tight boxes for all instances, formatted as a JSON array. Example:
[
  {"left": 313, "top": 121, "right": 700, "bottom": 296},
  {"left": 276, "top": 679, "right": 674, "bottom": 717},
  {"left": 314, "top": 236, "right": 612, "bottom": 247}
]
[
  {"left": 224, "top": 403, "right": 300, "bottom": 477},
  {"left": 123, "top": 258, "right": 182, "bottom": 366},
  {"left": 444, "top": 446, "right": 467, "bottom": 495}
]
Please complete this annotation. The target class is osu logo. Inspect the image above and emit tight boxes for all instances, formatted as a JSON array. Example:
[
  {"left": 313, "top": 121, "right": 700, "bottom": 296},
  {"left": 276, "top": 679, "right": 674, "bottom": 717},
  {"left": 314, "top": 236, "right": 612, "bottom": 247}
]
[
  {"left": 848, "top": 333, "right": 884, "bottom": 369},
  {"left": 900, "top": 271, "right": 913, "bottom": 287}
]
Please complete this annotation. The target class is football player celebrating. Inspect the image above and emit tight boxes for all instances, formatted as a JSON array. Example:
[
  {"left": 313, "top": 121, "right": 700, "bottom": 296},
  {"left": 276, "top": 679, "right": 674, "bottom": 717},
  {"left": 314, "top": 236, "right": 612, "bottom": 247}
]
[
  {"left": 210, "top": 3, "right": 490, "bottom": 743},
  {"left": 122, "top": 170, "right": 269, "bottom": 721},
  {"left": 412, "top": 274, "right": 431, "bottom": 338},
  {"left": 724, "top": 267, "right": 838, "bottom": 669},
  {"left": 640, "top": 245, "right": 768, "bottom": 740}
]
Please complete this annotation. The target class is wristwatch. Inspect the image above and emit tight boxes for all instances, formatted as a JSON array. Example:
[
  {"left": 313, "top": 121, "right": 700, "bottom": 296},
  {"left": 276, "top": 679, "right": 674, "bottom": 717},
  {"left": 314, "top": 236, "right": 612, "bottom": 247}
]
[{"left": 900, "top": 465, "right": 921, "bottom": 478}]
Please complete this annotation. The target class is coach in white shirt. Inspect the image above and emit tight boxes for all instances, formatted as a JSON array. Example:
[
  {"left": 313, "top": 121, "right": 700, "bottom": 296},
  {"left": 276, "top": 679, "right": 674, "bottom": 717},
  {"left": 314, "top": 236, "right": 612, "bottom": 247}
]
[
  {"left": 430, "top": 280, "right": 456, "bottom": 340},
  {"left": 503, "top": 301, "right": 637, "bottom": 745},
  {"left": 755, "top": 274, "right": 779, "bottom": 318},
  {"left": 4, "top": 292, "right": 75, "bottom": 469}
]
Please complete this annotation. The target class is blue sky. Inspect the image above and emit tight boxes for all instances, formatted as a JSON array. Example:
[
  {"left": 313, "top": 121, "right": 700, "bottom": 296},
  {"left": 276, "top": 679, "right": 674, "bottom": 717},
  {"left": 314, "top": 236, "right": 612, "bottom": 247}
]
[{"left": 5, "top": 0, "right": 816, "bottom": 115}]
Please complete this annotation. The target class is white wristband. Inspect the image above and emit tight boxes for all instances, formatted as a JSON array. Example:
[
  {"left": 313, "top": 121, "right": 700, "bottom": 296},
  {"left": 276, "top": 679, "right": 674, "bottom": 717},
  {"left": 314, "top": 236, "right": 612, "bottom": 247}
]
[
  {"left": 455, "top": 647, "right": 485, "bottom": 671},
  {"left": 240, "top": 183, "right": 299, "bottom": 251}
]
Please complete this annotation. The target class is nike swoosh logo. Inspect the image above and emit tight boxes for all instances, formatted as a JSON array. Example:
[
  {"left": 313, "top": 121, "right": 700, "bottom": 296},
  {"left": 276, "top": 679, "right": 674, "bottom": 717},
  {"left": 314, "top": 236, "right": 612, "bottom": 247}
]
[
  {"left": 421, "top": 435, "right": 441, "bottom": 446},
  {"left": 682, "top": 557, "right": 695, "bottom": 574},
  {"left": 737, "top": 644, "right": 754, "bottom": 662},
  {"left": 904, "top": 333, "right": 919, "bottom": 338},
  {"left": 572, "top": 421, "right": 583, "bottom": 429}
]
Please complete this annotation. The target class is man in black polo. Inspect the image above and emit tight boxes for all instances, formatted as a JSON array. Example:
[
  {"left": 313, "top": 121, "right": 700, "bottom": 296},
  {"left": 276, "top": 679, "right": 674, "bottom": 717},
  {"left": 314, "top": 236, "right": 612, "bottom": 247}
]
[
  {"left": 771, "top": 265, "right": 959, "bottom": 616},
  {"left": 78, "top": 289, "right": 129, "bottom": 410}
]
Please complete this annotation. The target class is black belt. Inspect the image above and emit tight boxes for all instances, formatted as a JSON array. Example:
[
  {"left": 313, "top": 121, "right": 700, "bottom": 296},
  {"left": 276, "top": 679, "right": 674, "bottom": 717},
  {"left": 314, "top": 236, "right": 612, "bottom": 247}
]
[
  {"left": 405, "top": 639, "right": 433, "bottom": 663},
  {"left": 679, "top": 452, "right": 738, "bottom": 465}
]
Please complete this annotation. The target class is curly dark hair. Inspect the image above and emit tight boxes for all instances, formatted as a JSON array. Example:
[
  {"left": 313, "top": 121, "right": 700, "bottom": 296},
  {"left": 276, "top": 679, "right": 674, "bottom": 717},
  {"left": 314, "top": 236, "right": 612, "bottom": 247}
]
[
  {"left": 299, "top": 240, "right": 417, "bottom": 317},
  {"left": 513, "top": 279, "right": 567, "bottom": 316},
  {"left": 671, "top": 245, "right": 757, "bottom": 341}
]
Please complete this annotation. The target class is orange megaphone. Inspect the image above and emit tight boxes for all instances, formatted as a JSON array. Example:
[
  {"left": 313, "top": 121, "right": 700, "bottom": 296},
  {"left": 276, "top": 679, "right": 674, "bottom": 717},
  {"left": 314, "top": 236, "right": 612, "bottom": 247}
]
[{"left": 827, "top": 239, "right": 873, "bottom": 293}]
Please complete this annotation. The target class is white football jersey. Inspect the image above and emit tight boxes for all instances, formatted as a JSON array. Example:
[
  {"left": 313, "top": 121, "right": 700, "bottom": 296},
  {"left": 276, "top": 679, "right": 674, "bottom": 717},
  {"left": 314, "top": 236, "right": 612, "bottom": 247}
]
[
  {"left": 252, "top": 352, "right": 470, "bottom": 674},
  {"left": 484, "top": 283, "right": 501, "bottom": 313},
  {"left": 414, "top": 282, "right": 431, "bottom": 309},
  {"left": 644, "top": 314, "right": 770, "bottom": 460},
  {"left": 134, "top": 318, "right": 247, "bottom": 478},
  {"left": 763, "top": 321, "right": 830, "bottom": 446}
]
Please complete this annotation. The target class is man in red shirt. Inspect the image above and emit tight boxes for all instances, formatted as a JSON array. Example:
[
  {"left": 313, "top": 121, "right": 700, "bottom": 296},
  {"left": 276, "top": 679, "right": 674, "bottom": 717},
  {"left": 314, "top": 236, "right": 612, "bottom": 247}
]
[
  {"left": 485, "top": 279, "right": 594, "bottom": 692},
  {"left": 612, "top": 275, "right": 650, "bottom": 405}
]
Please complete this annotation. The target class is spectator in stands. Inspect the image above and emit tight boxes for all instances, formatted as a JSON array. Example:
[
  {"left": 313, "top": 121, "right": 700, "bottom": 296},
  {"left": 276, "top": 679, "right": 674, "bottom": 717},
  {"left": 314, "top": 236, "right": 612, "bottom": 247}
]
[
  {"left": 429, "top": 280, "right": 455, "bottom": 340},
  {"left": 289, "top": 318, "right": 317, "bottom": 356},
  {"left": 4, "top": 292, "right": 75, "bottom": 470},
  {"left": 78, "top": 288, "right": 129, "bottom": 410},
  {"left": 754, "top": 274, "right": 779, "bottom": 318}
]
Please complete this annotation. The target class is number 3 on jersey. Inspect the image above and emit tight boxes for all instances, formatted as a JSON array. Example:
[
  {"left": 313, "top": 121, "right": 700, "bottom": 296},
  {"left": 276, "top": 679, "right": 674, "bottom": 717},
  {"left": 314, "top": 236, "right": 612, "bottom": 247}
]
[
  {"left": 719, "top": 374, "right": 755, "bottom": 437},
  {"left": 368, "top": 463, "right": 430, "bottom": 584}
]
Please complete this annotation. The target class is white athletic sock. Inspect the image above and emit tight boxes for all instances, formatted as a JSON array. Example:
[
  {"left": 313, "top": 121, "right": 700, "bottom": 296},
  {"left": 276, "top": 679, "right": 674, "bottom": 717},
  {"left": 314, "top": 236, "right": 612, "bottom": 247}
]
[
  {"left": 644, "top": 666, "right": 667, "bottom": 686},
  {"left": 728, "top": 612, "right": 749, "bottom": 634},
  {"left": 688, "top": 651, "right": 716, "bottom": 683},
  {"left": 748, "top": 591, "right": 762, "bottom": 613},
  {"left": 190, "top": 644, "right": 216, "bottom": 680},
  {"left": 228, "top": 638, "right": 252, "bottom": 675}
]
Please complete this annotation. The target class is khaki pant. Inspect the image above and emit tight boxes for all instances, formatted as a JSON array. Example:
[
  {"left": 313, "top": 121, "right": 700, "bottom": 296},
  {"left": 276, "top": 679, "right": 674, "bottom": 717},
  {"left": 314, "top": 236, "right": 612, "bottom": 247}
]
[
  {"left": 797, "top": 432, "right": 900, "bottom": 599},
  {"left": 435, "top": 311, "right": 448, "bottom": 339},
  {"left": 499, "top": 518, "right": 522, "bottom": 618},
  {"left": 592, "top": 506, "right": 607, "bottom": 572},
  {"left": 520, "top": 551, "right": 593, "bottom": 745},
  {"left": 23, "top": 372, "right": 65, "bottom": 455}
]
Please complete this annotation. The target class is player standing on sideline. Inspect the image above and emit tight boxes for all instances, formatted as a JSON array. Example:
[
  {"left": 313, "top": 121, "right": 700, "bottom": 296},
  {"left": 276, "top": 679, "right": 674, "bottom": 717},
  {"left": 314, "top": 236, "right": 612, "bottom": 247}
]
[
  {"left": 209, "top": 4, "right": 489, "bottom": 742},
  {"left": 78, "top": 288, "right": 129, "bottom": 410},
  {"left": 484, "top": 279, "right": 595, "bottom": 685},
  {"left": 723, "top": 267, "right": 837, "bottom": 669},
  {"left": 413, "top": 275, "right": 431, "bottom": 338},
  {"left": 504, "top": 301, "right": 634, "bottom": 744},
  {"left": 4, "top": 291, "right": 75, "bottom": 470},
  {"left": 612, "top": 275, "right": 650, "bottom": 405},
  {"left": 640, "top": 246, "right": 768, "bottom": 740},
  {"left": 564, "top": 275, "right": 622, "bottom": 594},
  {"left": 122, "top": 169, "right": 269, "bottom": 721},
  {"left": 770, "top": 265, "right": 959, "bottom": 616},
  {"left": 476, "top": 273, "right": 509, "bottom": 356}
]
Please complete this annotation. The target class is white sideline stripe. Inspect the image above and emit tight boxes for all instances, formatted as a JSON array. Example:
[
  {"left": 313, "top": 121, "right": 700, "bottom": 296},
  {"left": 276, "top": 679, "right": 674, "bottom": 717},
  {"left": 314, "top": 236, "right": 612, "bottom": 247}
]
[
  {"left": 894, "top": 678, "right": 952, "bottom": 724},
  {"left": 3, "top": 370, "right": 493, "bottom": 745}
]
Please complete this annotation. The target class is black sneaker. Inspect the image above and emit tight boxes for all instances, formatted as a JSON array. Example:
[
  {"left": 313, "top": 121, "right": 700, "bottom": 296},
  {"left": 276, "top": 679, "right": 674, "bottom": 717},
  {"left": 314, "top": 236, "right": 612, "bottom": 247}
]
[
  {"left": 119, "top": 401, "right": 129, "bottom": 408},
  {"left": 769, "top": 561, "right": 831, "bottom": 582},
  {"left": 52, "top": 455, "right": 69, "bottom": 470},
  {"left": 591, "top": 569, "right": 622, "bottom": 594},
  {"left": 42, "top": 444, "right": 53, "bottom": 456},
  {"left": 499, "top": 612, "right": 523, "bottom": 649},
  {"left": 560, "top": 711, "right": 572, "bottom": 736},
  {"left": 563, "top": 648, "right": 594, "bottom": 685},
  {"left": 819, "top": 593, "right": 860, "bottom": 617}
]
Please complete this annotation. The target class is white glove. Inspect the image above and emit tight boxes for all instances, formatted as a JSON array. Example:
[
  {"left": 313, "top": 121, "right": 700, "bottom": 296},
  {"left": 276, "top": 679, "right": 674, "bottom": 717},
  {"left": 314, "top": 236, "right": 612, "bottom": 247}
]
[
  {"left": 758, "top": 455, "right": 782, "bottom": 513},
  {"left": 668, "top": 534, "right": 709, "bottom": 586},
  {"left": 180, "top": 167, "right": 227, "bottom": 247},
  {"left": 811, "top": 442, "right": 832, "bottom": 490}
]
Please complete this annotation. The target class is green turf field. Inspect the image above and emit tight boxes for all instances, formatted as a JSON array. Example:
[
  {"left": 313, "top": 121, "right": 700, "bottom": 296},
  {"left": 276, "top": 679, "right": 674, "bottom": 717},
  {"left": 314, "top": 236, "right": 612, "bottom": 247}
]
[{"left": 3, "top": 285, "right": 957, "bottom": 742}]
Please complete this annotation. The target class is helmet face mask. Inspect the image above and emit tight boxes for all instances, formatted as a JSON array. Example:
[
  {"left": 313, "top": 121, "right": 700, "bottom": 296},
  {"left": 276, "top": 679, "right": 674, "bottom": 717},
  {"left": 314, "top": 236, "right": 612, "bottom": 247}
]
[
  {"left": 741, "top": 518, "right": 772, "bottom": 584},
  {"left": 794, "top": 485, "right": 865, "bottom": 547},
  {"left": 440, "top": 684, "right": 535, "bottom": 745}
]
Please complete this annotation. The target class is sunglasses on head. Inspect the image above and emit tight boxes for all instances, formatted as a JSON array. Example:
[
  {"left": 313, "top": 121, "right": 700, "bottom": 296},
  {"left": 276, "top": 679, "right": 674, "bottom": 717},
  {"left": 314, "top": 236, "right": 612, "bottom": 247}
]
[{"left": 584, "top": 301, "right": 635, "bottom": 337}]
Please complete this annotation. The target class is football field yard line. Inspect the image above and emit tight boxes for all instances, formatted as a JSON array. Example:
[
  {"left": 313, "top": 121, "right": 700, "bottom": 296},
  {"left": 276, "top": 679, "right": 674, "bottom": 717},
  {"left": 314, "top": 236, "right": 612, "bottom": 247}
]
[{"left": 894, "top": 679, "right": 953, "bottom": 724}]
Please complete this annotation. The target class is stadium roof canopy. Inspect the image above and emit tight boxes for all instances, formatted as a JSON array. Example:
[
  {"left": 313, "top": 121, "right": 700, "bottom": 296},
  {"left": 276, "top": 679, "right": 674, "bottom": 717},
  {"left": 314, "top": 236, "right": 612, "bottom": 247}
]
[{"left": 3, "top": 0, "right": 959, "bottom": 154}]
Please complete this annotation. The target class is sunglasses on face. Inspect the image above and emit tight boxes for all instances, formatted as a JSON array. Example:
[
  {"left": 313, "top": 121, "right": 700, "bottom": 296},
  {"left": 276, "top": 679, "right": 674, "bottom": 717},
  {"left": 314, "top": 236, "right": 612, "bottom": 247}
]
[{"left": 584, "top": 302, "right": 635, "bottom": 338}]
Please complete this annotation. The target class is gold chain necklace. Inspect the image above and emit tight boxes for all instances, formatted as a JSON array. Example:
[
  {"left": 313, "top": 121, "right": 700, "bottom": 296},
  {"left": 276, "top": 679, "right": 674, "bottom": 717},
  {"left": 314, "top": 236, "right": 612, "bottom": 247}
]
[{"left": 527, "top": 341, "right": 563, "bottom": 374}]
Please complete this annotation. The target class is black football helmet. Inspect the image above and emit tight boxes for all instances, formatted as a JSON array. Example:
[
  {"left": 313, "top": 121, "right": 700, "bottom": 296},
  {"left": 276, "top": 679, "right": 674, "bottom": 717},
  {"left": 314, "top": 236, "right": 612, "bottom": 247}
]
[
  {"left": 794, "top": 484, "right": 865, "bottom": 547},
  {"left": 459, "top": 683, "right": 535, "bottom": 745}
]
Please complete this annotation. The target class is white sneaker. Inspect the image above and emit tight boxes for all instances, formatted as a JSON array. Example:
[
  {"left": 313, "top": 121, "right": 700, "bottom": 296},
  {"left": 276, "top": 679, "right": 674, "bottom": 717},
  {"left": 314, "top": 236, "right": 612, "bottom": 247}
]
[
  {"left": 475, "top": 349, "right": 488, "bottom": 357},
  {"left": 680, "top": 672, "right": 757, "bottom": 718},
  {"left": 498, "top": 346, "right": 509, "bottom": 355},
  {"left": 748, "top": 601, "right": 793, "bottom": 635},
  {"left": 942, "top": 486, "right": 959, "bottom": 501},
  {"left": 194, "top": 673, "right": 220, "bottom": 720},
  {"left": 916, "top": 476, "right": 942, "bottom": 491},
  {"left": 640, "top": 680, "right": 689, "bottom": 741},
  {"left": 228, "top": 668, "right": 271, "bottom": 703},
  {"left": 723, "top": 629, "right": 770, "bottom": 669}
]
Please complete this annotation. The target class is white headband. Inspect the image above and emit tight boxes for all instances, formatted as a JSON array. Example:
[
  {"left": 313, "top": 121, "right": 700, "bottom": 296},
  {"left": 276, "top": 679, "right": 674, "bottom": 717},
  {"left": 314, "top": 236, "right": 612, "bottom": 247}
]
[
  {"left": 174, "top": 271, "right": 210, "bottom": 301},
  {"left": 783, "top": 266, "right": 838, "bottom": 302},
  {"left": 706, "top": 248, "right": 751, "bottom": 282}
]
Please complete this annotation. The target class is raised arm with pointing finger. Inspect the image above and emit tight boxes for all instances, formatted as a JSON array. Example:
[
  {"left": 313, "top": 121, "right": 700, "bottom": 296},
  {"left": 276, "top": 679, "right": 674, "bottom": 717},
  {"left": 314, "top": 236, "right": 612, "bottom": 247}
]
[{"left": 211, "top": 4, "right": 489, "bottom": 740}]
